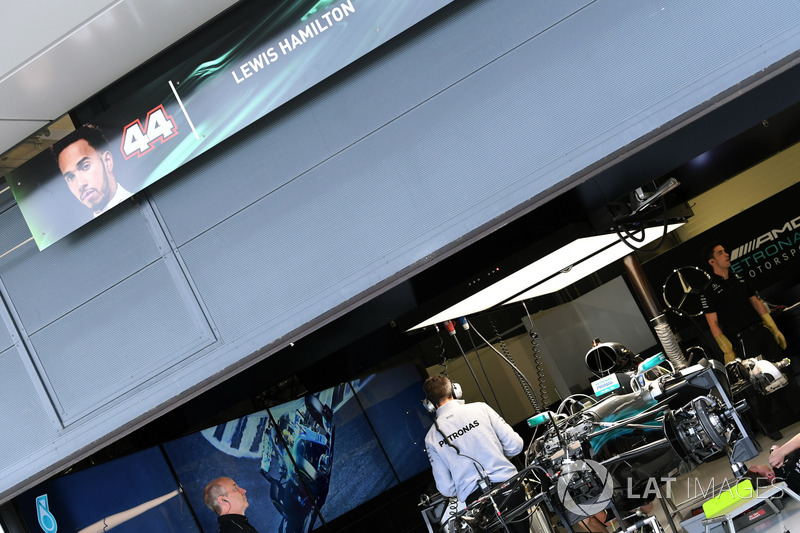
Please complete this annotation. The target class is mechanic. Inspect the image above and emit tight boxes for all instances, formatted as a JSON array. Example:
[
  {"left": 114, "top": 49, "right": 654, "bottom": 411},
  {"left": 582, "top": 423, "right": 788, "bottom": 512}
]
[
  {"left": 203, "top": 477, "right": 259, "bottom": 533},
  {"left": 770, "top": 431, "right": 800, "bottom": 475},
  {"left": 423, "top": 374, "right": 528, "bottom": 533},
  {"left": 745, "top": 431, "right": 800, "bottom": 493},
  {"left": 700, "top": 241, "right": 792, "bottom": 440}
]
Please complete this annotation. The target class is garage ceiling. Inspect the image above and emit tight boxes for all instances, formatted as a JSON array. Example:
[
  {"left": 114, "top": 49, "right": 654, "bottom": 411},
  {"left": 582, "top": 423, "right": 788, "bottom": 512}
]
[{"left": 0, "top": 0, "right": 240, "bottom": 175}]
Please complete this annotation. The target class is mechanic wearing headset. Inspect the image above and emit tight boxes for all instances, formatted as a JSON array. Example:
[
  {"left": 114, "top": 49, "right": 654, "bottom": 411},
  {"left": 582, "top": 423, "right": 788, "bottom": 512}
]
[{"left": 423, "top": 374, "right": 528, "bottom": 533}]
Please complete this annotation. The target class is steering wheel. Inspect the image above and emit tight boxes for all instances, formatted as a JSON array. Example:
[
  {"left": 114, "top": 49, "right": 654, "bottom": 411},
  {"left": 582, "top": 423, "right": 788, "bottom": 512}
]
[{"left": 662, "top": 265, "right": 711, "bottom": 318}]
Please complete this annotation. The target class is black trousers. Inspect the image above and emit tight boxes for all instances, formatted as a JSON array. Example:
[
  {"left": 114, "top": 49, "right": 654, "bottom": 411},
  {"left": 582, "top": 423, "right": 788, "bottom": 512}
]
[{"left": 733, "top": 323, "right": 783, "bottom": 362}]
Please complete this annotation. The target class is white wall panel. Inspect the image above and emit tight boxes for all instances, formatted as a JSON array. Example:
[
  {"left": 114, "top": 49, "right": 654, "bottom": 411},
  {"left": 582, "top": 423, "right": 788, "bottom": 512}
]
[{"left": 534, "top": 277, "right": 656, "bottom": 396}]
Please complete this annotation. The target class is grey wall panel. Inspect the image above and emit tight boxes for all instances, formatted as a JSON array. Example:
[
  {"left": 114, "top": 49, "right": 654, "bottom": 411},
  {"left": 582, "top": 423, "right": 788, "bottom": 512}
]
[
  {"left": 0, "top": 202, "right": 161, "bottom": 334},
  {"left": 29, "top": 259, "right": 215, "bottom": 423},
  {"left": 151, "top": 105, "right": 331, "bottom": 247},
  {"left": 0, "top": 347, "right": 60, "bottom": 468},
  {"left": 0, "top": 323, "right": 10, "bottom": 353},
  {"left": 151, "top": 0, "right": 593, "bottom": 246},
  {"left": 176, "top": 0, "right": 800, "bottom": 348},
  {"left": 0, "top": 307, "right": 11, "bottom": 352},
  {"left": 178, "top": 148, "right": 431, "bottom": 340},
  {"left": 0, "top": 216, "right": 20, "bottom": 350},
  {"left": 0, "top": 189, "right": 16, "bottom": 214},
  {"left": 534, "top": 277, "right": 657, "bottom": 396},
  {"left": 0, "top": 207, "right": 35, "bottom": 268},
  {"left": 308, "top": 0, "right": 594, "bottom": 152},
  {"left": 0, "top": 207, "right": 39, "bottom": 354}
]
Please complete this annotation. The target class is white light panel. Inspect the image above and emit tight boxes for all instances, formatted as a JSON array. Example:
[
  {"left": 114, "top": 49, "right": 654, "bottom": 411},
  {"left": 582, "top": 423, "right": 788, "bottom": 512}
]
[{"left": 408, "top": 223, "right": 684, "bottom": 330}]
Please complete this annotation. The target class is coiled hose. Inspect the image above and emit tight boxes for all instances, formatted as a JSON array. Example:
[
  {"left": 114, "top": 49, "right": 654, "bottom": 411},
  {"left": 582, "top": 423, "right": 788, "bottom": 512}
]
[
  {"left": 651, "top": 314, "right": 688, "bottom": 370},
  {"left": 490, "top": 319, "right": 541, "bottom": 413}
]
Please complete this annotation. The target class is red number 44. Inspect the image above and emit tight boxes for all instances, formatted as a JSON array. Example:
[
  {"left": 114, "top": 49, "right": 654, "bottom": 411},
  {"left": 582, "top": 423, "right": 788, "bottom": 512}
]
[{"left": 120, "top": 105, "right": 178, "bottom": 159}]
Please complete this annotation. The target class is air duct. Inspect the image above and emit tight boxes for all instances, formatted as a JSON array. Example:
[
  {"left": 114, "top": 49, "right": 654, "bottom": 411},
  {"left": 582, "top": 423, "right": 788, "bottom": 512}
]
[{"left": 623, "top": 254, "right": 688, "bottom": 370}]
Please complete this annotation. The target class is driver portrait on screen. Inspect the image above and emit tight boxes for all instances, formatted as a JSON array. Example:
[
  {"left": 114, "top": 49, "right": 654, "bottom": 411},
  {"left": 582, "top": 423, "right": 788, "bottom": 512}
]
[{"left": 51, "top": 124, "right": 132, "bottom": 217}]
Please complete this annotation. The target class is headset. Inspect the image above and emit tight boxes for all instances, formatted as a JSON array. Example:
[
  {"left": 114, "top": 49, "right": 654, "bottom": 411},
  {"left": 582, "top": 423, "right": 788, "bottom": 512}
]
[{"left": 422, "top": 379, "right": 463, "bottom": 413}]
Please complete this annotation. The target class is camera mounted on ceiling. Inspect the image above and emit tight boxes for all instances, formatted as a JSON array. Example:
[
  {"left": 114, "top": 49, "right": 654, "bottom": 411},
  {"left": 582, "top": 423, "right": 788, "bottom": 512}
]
[{"left": 606, "top": 177, "right": 691, "bottom": 226}]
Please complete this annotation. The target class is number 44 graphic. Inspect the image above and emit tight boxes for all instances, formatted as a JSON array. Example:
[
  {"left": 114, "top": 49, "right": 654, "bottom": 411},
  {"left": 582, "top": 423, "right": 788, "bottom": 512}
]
[
  {"left": 120, "top": 104, "right": 178, "bottom": 159},
  {"left": 36, "top": 494, "right": 57, "bottom": 533}
]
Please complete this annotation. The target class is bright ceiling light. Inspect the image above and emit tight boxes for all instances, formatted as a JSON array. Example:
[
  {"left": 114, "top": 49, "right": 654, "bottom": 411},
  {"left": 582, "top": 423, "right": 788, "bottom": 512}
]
[
  {"left": 408, "top": 234, "right": 618, "bottom": 330},
  {"left": 408, "top": 223, "right": 684, "bottom": 331}
]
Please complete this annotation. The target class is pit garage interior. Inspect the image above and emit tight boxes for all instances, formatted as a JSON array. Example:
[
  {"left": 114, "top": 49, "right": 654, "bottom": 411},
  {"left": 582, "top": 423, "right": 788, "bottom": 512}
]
[{"left": 2, "top": 1, "right": 800, "bottom": 533}]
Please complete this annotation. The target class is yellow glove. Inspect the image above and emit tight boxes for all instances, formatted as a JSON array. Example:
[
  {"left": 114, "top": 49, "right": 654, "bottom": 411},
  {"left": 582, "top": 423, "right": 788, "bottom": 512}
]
[
  {"left": 761, "top": 313, "right": 787, "bottom": 350},
  {"left": 714, "top": 334, "right": 736, "bottom": 363}
]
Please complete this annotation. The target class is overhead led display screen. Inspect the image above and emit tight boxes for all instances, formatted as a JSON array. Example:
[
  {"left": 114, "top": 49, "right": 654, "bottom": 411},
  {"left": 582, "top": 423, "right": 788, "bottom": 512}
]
[{"left": 5, "top": 0, "right": 453, "bottom": 250}]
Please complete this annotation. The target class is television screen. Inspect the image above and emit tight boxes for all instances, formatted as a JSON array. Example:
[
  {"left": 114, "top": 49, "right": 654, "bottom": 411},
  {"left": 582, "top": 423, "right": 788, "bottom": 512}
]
[
  {"left": 7, "top": 0, "right": 455, "bottom": 250},
  {"left": 351, "top": 362, "right": 433, "bottom": 482},
  {"left": 164, "top": 382, "right": 399, "bottom": 532},
  {"left": 163, "top": 408, "right": 283, "bottom": 533},
  {"left": 269, "top": 383, "right": 397, "bottom": 525},
  {"left": 15, "top": 446, "right": 199, "bottom": 533}
]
